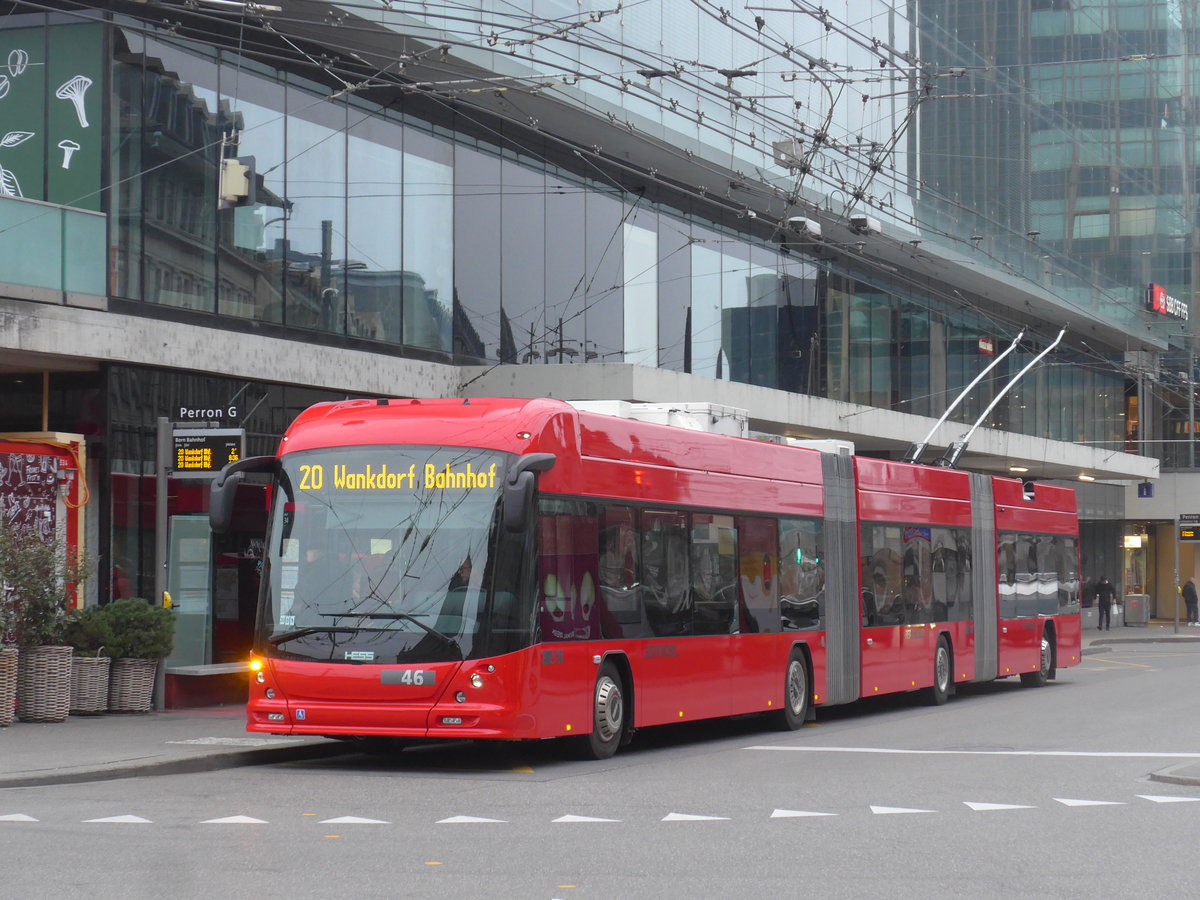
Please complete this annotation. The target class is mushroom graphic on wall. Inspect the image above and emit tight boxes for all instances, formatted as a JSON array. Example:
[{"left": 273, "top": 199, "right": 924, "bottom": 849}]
[
  {"left": 55, "top": 75, "right": 92, "bottom": 128},
  {"left": 58, "top": 140, "right": 80, "bottom": 169}
]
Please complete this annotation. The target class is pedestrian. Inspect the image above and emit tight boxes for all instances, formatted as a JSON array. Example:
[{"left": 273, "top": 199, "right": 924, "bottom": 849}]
[
  {"left": 1095, "top": 576, "right": 1116, "bottom": 631},
  {"left": 1184, "top": 576, "right": 1199, "bottom": 626}
]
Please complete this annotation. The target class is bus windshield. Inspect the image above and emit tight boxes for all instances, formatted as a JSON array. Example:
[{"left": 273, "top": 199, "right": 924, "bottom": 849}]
[{"left": 258, "top": 445, "right": 515, "bottom": 664}]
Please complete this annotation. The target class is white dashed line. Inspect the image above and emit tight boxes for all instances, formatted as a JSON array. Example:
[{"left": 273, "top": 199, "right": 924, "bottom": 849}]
[
  {"left": 201, "top": 815, "right": 268, "bottom": 824},
  {"left": 437, "top": 815, "right": 506, "bottom": 824},
  {"left": 83, "top": 815, "right": 151, "bottom": 824},
  {"left": 553, "top": 815, "right": 621, "bottom": 823},
  {"left": 3, "top": 793, "right": 1198, "bottom": 827},
  {"left": 319, "top": 816, "right": 390, "bottom": 824},
  {"left": 963, "top": 802, "right": 1035, "bottom": 811}
]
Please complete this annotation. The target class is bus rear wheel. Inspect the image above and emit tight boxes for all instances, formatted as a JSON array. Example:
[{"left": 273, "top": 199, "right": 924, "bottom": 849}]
[
  {"left": 583, "top": 661, "right": 626, "bottom": 759},
  {"left": 1021, "top": 634, "right": 1053, "bottom": 687},
  {"left": 927, "top": 637, "right": 951, "bottom": 706},
  {"left": 775, "top": 650, "right": 809, "bottom": 731}
]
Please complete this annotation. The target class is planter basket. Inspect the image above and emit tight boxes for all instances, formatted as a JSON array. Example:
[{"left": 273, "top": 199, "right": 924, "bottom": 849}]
[
  {"left": 108, "top": 657, "right": 158, "bottom": 713},
  {"left": 70, "top": 655, "right": 111, "bottom": 715},
  {"left": 16, "top": 645, "right": 73, "bottom": 723},
  {"left": 0, "top": 647, "right": 16, "bottom": 727}
]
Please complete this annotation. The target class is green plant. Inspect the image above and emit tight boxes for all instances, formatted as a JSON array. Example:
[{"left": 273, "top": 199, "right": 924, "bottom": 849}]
[
  {"left": 0, "top": 521, "right": 88, "bottom": 649},
  {"left": 101, "top": 598, "right": 175, "bottom": 659},
  {"left": 62, "top": 605, "right": 116, "bottom": 657}
]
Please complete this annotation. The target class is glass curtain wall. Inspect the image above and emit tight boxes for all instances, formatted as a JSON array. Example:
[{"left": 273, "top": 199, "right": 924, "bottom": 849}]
[{"left": 97, "top": 16, "right": 1128, "bottom": 452}]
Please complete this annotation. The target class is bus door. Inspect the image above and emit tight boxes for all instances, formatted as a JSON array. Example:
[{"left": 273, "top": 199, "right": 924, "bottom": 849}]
[
  {"left": 896, "top": 528, "right": 936, "bottom": 689},
  {"left": 636, "top": 511, "right": 733, "bottom": 724},
  {"left": 859, "top": 531, "right": 905, "bottom": 696},
  {"left": 996, "top": 531, "right": 1044, "bottom": 677}
]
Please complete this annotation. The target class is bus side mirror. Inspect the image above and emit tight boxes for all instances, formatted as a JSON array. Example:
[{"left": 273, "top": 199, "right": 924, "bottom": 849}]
[
  {"left": 210, "top": 455, "right": 277, "bottom": 534},
  {"left": 502, "top": 453, "right": 556, "bottom": 534}
]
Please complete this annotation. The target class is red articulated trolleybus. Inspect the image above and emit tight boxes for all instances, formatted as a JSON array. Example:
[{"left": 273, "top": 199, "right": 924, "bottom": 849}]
[{"left": 209, "top": 396, "right": 1081, "bottom": 759}]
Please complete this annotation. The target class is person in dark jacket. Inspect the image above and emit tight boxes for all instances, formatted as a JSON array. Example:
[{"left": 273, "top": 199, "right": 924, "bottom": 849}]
[
  {"left": 1184, "top": 576, "right": 1199, "bottom": 626},
  {"left": 1095, "top": 576, "right": 1116, "bottom": 630}
]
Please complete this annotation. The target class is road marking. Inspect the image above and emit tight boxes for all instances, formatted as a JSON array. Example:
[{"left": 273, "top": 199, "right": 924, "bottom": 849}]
[
  {"left": 662, "top": 812, "right": 730, "bottom": 821},
  {"left": 870, "top": 806, "right": 933, "bottom": 815},
  {"left": 1054, "top": 798, "right": 1124, "bottom": 807},
  {"left": 437, "top": 815, "right": 506, "bottom": 824},
  {"left": 770, "top": 809, "right": 837, "bottom": 818},
  {"left": 964, "top": 802, "right": 1035, "bottom": 811},
  {"left": 83, "top": 815, "right": 152, "bottom": 824},
  {"left": 0, "top": 814, "right": 38, "bottom": 822},
  {"left": 319, "top": 816, "right": 390, "bottom": 824},
  {"left": 553, "top": 815, "right": 621, "bottom": 823},
  {"left": 1085, "top": 657, "right": 1153, "bottom": 669},
  {"left": 201, "top": 815, "right": 268, "bottom": 824},
  {"left": 1137, "top": 795, "right": 1200, "bottom": 803},
  {"left": 747, "top": 746, "right": 1200, "bottom": 758}
]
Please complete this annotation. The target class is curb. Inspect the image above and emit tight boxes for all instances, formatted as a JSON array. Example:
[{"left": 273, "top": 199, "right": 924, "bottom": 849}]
[
  {"left": 0, "top": 740, "right": 352, "bottom": 789},
  {"left": 1086, "top": 637, "right": 1200, "bottom": 646},
  {"left": 1148, "top": 762, "right": 1200, "bottom": 788}
]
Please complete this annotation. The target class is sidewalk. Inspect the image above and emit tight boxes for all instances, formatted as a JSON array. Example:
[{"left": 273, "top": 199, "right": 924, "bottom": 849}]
[
  {"left": 1084, "top": 619, "right": 1200, "bottom": 786},
  {"left": 0, "top": 705, "right": 346, "bottom": 789},
  {"left": 3, "top": 622, "right": 1199, "bottom": 790},
  {"left": 1085, "top": 617, "right": 1200, "bottom": 647}
]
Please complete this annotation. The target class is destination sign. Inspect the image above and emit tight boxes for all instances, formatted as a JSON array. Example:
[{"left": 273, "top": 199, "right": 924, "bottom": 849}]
[{"left": 297, "top": 461, "right": 499, "bottom": 492}]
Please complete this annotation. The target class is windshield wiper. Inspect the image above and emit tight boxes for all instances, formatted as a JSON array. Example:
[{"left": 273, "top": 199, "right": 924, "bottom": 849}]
[
  {"left": 268, "top": 625, "right": 362, "bottom": 645},
  {"left": 361, "top": 613, "right": 463, "bottom": 659}
]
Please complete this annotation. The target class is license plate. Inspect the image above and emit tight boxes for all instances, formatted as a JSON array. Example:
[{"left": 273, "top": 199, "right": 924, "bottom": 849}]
[{"left": 381, "top": 669, "right": 436, "bottom": 686}]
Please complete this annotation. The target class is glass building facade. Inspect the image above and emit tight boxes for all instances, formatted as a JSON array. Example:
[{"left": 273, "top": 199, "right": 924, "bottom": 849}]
[{"left": 0, "top": 6, "right": 1131, "bottom": 448}]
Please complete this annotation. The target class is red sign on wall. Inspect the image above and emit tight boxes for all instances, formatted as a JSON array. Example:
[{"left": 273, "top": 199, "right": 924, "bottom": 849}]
[{"left": 1146, "top": 283, "right": 1189, "bottom": 321}]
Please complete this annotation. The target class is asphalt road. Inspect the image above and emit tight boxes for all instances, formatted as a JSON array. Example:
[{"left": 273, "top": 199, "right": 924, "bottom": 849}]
[{"left": 3, "top": 644, "right": 1198, "bottom": 899}]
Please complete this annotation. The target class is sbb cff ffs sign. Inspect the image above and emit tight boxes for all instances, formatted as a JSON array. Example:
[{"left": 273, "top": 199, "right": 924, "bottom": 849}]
[
  {"left": 172, "top": 428, "right": 244, "bottom": 478},
  {"left": 1147, "top": 283, "right": 1189, "bottom": 321}
]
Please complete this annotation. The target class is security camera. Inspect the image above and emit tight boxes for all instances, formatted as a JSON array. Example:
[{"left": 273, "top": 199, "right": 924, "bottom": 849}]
[
  {"left": 849, "top": 214, "right": 881, "bottom": 235},
  {"left": 787, "top": 216, "right": 821, "bottom": 238}
]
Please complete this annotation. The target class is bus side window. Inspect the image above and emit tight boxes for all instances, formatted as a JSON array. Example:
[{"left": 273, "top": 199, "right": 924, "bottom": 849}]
[
  {"left": 642, "top": 510, "right": 691, "bottom": 636},
  {"left": 691, "top": 514, "right": 736, "bottom": 636},
  {"left": 599, "top": 505, "right": 649, "bottom": 638}
]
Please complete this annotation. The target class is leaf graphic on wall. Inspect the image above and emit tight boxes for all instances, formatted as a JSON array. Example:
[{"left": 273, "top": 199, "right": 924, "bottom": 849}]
[
  {"left": 0, "top": 164, "right": 22, "bottom": 197},
  {"left": 0, "top": 131, "right": 34, "bottom": 148}
]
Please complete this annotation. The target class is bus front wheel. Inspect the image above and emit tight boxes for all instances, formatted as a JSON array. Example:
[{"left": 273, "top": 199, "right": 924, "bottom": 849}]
[{"left": 583, "top": 661, "right": 626, "bottom": 759}]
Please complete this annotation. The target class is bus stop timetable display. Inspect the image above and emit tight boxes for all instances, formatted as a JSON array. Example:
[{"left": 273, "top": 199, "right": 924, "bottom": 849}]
[{"left": 172, "top": 428, "right": 244, "bottom": 477}]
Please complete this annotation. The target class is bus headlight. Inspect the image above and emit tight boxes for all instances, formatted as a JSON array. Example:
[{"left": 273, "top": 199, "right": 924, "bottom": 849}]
[
  {"left": 470, "top": 673, "right": 484, "bottom": 688},
  {"left": 455, "top": 691, "right": 467, "bottom": 703}
]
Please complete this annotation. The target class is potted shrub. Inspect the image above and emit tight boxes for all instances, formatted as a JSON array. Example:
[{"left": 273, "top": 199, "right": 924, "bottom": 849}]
[
  {"left": 63, "top": 605, "right": 114, "bottom": 716},
  {"left": 0, "top": 522, "right": 86, "bottom": 724},
  {"left": 103, "top": 598, "right": 175, "bottom": 713}
]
